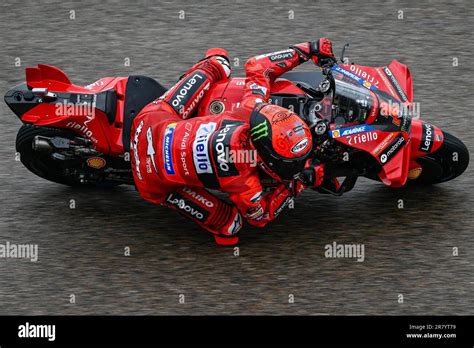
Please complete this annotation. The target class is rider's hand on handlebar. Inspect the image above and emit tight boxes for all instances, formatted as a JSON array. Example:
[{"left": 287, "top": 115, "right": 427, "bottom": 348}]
[
  {"left": 310, "top": 38, "right": 336, "bottom": 68},
  {"left": 300, "top": 163, "right": 325, "bottom": 188}
]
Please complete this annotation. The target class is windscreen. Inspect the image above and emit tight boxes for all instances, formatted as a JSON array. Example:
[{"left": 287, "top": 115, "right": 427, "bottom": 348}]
[{"left": 331, "top": 79, "right": 374, "bottom": 127}]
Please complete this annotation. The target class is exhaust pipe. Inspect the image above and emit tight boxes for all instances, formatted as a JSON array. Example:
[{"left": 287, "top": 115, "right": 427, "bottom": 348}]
[{"left": 32, "top": 136, "right": 53, "bottom": 152}]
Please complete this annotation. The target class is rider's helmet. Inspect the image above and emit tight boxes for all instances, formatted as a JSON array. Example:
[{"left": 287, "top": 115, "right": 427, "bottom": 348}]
[{"left": 249, "top": 104, "right": 313, "bottom": 180}]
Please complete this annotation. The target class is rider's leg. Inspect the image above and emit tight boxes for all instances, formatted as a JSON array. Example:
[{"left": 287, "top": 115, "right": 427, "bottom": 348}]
[{"left": 162, "top": 186, "right": 242, "bottom": 245}]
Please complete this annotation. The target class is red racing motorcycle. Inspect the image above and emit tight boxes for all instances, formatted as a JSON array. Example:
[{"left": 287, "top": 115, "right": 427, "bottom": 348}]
[{"left": 4, "top": 50, "right": 469, "bottom": 192}]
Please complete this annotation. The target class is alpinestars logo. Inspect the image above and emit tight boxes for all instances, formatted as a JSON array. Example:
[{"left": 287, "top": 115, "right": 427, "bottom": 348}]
[
  {"left": 132, "top": 120, "right": 144, "bottom": 180},
  {"left": 146, "top": 127, "right": 158, "bottom": 173},
  {"left": 250, "top": 121, "right": 269, "bottom": 141},
  {"left": 379, "top": 134, "right": 405, "bottom": 164},
  {"left": 215, "top": 56, "right": 231, "bottom": 77},
  {"left": 227, "top": 212, "right": 242, "bottom": 235}
]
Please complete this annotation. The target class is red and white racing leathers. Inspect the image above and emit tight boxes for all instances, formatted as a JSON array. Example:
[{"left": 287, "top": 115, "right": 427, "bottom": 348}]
[{"left": 130, "top": 42, "right": 315, "bottom": 245}]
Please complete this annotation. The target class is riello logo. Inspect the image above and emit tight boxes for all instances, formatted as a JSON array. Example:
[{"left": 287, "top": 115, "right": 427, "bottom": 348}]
[
  {"left": 66, "top": 117, "right": 98, "bottom": 143},
  {"left": 347, "top": 131, "right": 378, "bottom": 145},
  {"left": 349, "top": 65, "right": 380, "bottom": 87}
]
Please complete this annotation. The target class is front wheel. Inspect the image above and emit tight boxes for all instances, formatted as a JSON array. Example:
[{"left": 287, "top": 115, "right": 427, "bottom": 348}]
[{"left": 414, "top": 131, "right": 469, "bottom": 184}]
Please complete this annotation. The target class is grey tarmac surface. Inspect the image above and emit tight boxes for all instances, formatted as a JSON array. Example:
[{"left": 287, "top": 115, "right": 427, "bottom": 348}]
[{"left": 0, "top": 0, "right": 473, "bottom": 315}]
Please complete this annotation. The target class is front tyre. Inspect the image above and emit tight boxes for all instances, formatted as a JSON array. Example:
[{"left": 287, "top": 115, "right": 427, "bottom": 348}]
[{"left": 414, "top": 131, "right": 469, "bottom": 184}]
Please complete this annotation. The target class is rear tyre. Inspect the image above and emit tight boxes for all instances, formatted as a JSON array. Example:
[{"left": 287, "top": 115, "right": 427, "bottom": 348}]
[{"left": 16, "top": 124, "right": 121, "bottom": 187}]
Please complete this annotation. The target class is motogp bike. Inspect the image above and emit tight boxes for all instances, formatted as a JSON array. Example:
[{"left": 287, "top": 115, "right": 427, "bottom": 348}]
[{"left": 4, "top": 49, "right": 469, "bottom": 193}]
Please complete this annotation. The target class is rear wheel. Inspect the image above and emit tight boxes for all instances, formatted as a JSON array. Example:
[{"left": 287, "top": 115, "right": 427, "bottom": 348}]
[
  {"left": 16, "top": 124, "right": 122, "bottom": 187},
  {"left": 413, "top": 131, "right": 469, "bottom": 184}
]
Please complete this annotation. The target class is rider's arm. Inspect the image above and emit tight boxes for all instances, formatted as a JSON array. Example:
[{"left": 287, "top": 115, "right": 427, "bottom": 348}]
[
  {"left": 228, "top": 174, "right": 304, "bottom": 228},
  {"left": 159, "top": 52, "right": 232, "bottom": 119},
  {"left": 240, "top": 39, "right": 335, "bottom": 109}
]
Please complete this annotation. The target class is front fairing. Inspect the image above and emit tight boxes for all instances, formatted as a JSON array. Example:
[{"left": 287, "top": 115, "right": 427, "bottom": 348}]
[
  {"left": 329, "top": 73, "right": 415, "bottom": 187},
  {"left": 330, "top": 122, "right": 412, "bottom": 187}
]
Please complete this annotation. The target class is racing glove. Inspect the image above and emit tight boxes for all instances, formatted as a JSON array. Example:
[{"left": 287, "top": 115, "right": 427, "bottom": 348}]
[
  {"left": 300, "top": 163, "right": 325, "bottom": 188},
  {"left": 310, "top": 38, "right": 336, "bottom": 67}
]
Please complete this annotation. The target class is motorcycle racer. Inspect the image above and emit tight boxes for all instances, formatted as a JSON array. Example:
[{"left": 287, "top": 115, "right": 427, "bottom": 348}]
[{"left": 130, "top": 39, "right": 335, "bottom": 245}]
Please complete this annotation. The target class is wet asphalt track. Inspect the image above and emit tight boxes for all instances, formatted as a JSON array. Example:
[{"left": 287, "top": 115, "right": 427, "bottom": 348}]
[{"left": 0, "top": 0, "right": 473, "bottom": 315}]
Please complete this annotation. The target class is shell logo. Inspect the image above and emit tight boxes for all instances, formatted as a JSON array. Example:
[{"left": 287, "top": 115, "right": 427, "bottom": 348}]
[
  {"left": 86, "top": 157, "right": 106, "bottom": 169},
  {"left": 408, "top": 167, "right": 422, "bottom": 180}
]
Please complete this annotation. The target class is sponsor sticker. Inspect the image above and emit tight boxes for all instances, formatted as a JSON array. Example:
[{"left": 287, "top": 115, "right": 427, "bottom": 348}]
[
  {"left": 419, "top": 122, "right": 434, "bottom": 153},
  {"left": 373, "top": 132, "right": 396, "bottom": 155},
  {"left": 146, "top": 127, "right": 158, "bottom": 173},
  {"left": 331, "top": 125, "right": 374, "bottom": 138},
  {"left": 249, "top": 83, "right": 268, "bottom": 97},
  {"left": 399, "top": 114, "right": 412, "bottom": 133},
  {"left": 179, "top": 122, "right": 193, "bottom": 176},
  {"left": 227, "top": 213, "right": 243, "bottom": 235},
  {"left": 132, "top": 120, "right": 144, "bottom": 180},
  {"left": 250, "top": 120, "right": 269, "bottom": 141},
  {"left": 193, "top": 122, "right": 217, "bottom": 174},
  {"left": 250, "top": 191, "right": 263, "bottom": 204},
  {"left": 269, "top": 51, "right": 294, "bottom": 62},
  {"left": 166, "top": 192, "right": 210, "bottom": 221},
  {"left": 349, "top": 65, "right": 380, "bottom": 88},
  {"left": 379, "top": 134, "right": 406, "bottom": 164},
  {"left": 291, "top": 138, "right": 309, "bottom": 154},
  {"left": 211, "top": 120, "right": 242, "bottom": 177},
  {"left": 274, "top": 196, "right": 294, "bottom": 217},
  {"left": 168, "top": 71, "right": 208, "bottom": 115},
  {"left": 255, "top": 49, "right": 294, "bottom": 60},
  {"left": 245, "top": 205, "right": 264, "bottom": 220},
  {"left": 347, "top": 131, "right": 378, "bottom": 145},
  {"left": 332, "top": 66, "right": 379, "bottom": 91},
  {"left": 182, "top": 187, "right": 214, "bottom": 207},
  {"left": 163, "top": 123, "right": 177, "bottom": 175},
  {"left": 383, "top": 67, "right": 408, "bottom": 102},
  {"left": 86, "top": 157, "right": 106, "bottom": 169}
]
